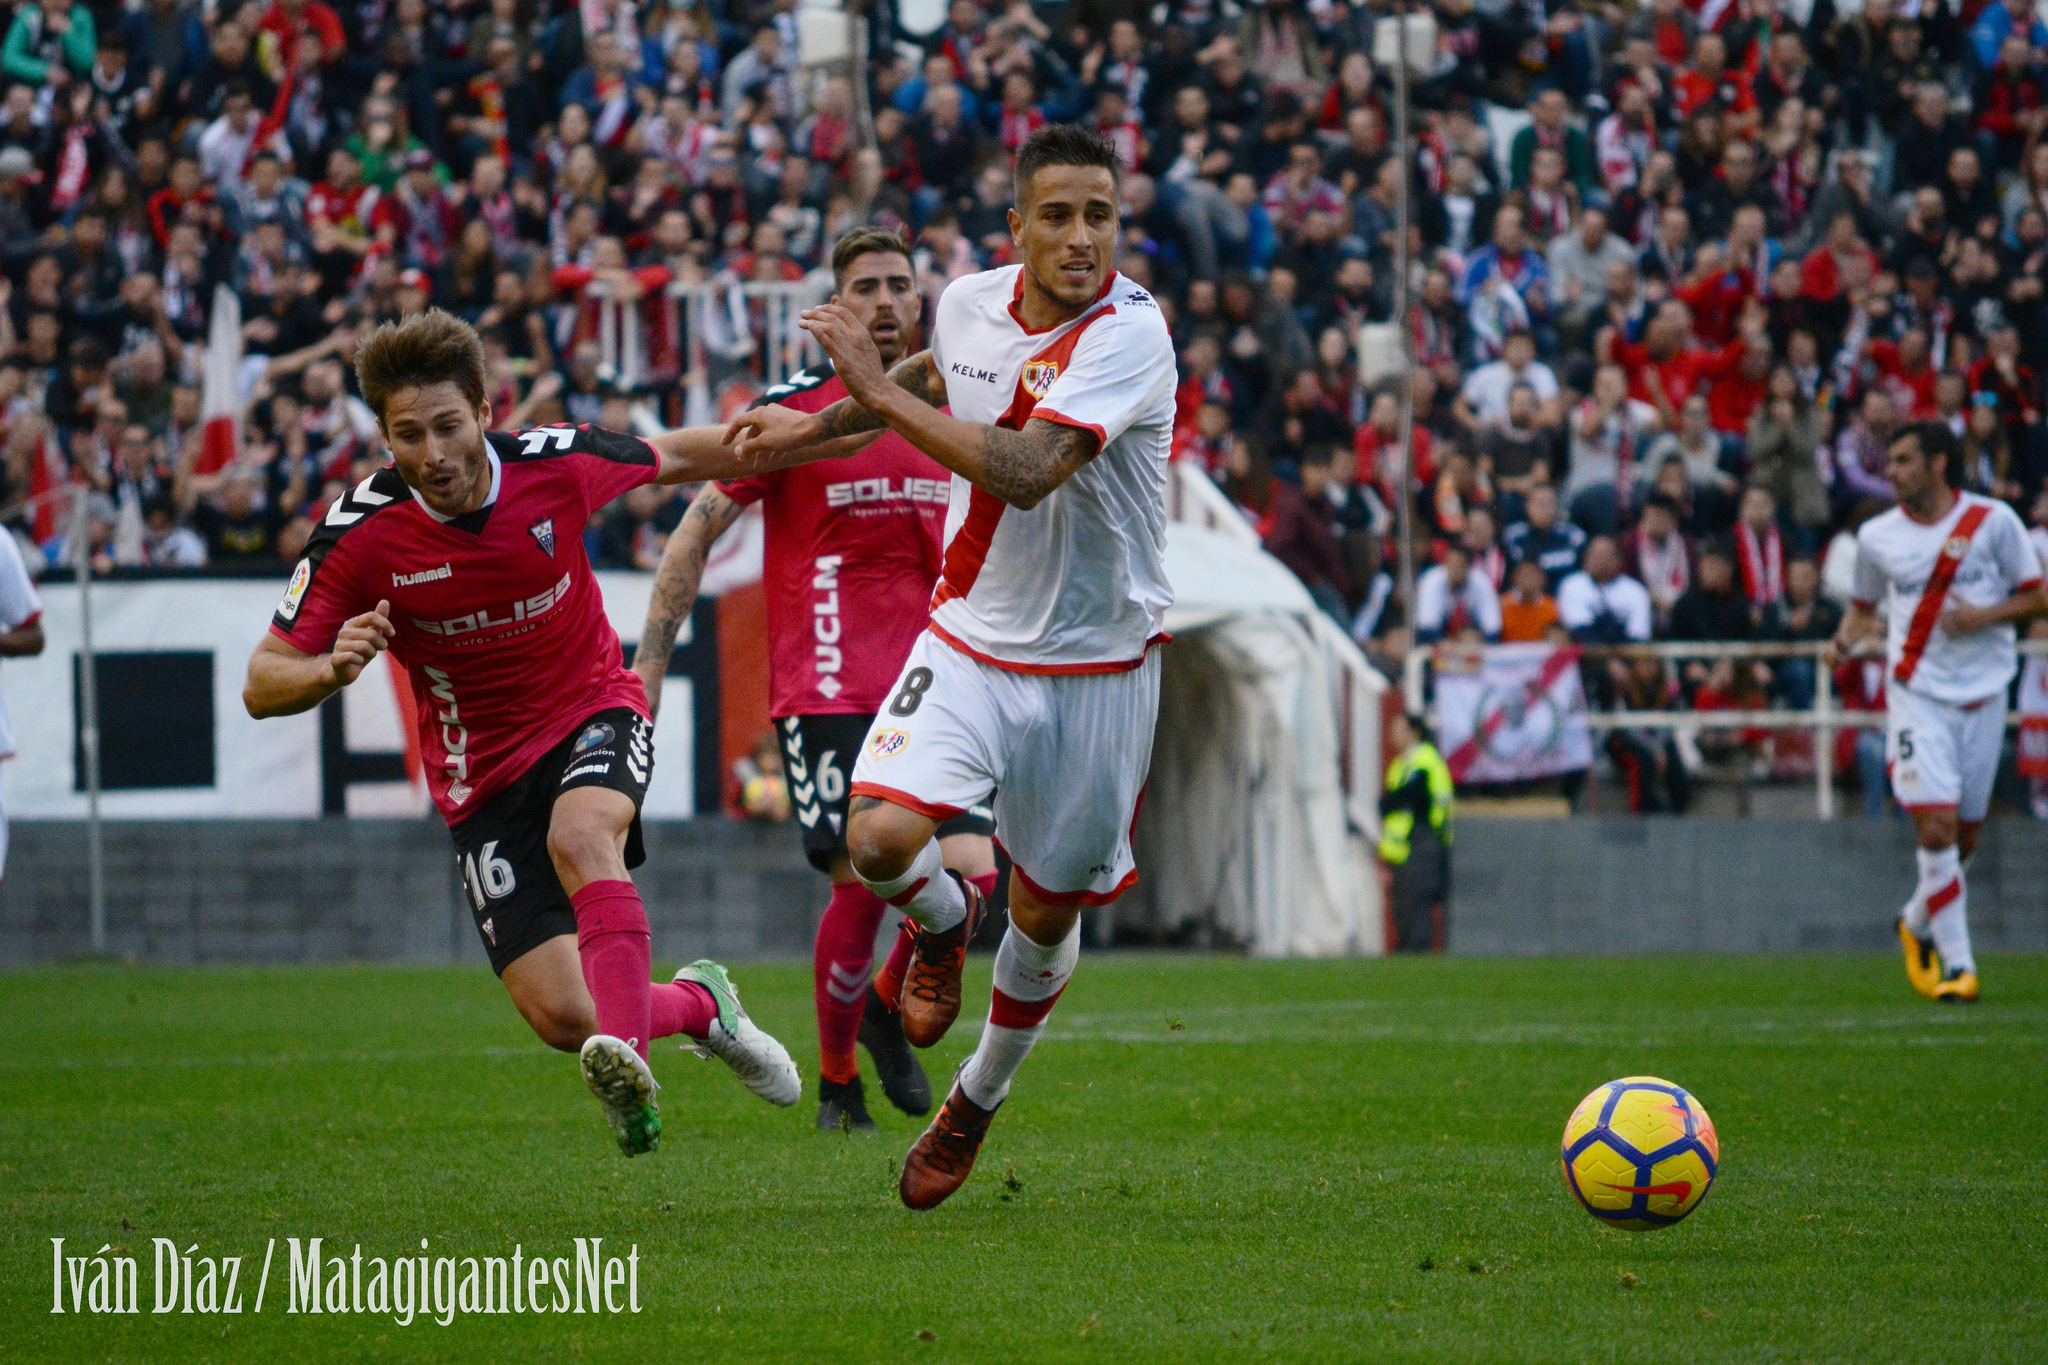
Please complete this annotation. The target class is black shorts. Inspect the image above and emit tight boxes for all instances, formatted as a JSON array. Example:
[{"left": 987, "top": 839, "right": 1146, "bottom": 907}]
[
  {"left": 450, "top": 707, "right": 654, "bottom": 975},
  {"left": 776, "top": 713, "right": 994, "bottom": 874}
]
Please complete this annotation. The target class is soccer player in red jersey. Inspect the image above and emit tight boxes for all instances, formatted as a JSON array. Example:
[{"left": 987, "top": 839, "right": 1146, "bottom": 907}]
[
  {"left": 242, "top": 310, "right": 876, "bottom": 1156},
  {"left": 635, "top": 228, "right": 997, "bottom": 1134}
]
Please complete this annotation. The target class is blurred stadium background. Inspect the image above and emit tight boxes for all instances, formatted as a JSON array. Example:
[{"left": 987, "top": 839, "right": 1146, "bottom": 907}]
[{"left": 1, "top": 0, "right": 2046, "bottom": 967}]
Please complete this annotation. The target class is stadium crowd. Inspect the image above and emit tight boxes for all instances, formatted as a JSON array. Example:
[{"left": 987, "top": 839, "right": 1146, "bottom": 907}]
[{"left": 1, "top": 0, "right": 2046, "bottom": 811}]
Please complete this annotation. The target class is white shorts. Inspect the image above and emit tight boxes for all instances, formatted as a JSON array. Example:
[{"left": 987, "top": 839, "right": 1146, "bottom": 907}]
[
  {"left": 850, "top": 631, "right": 1161, "bottom": 904},
  {"left": 1888, "top": 686, "right": 2005, "bottom": 822}
]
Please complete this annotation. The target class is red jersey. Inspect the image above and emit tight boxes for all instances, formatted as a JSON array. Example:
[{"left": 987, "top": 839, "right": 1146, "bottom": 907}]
[
  {"left": 270, "top": 425, "right": 659, "bottom": 822},
  {"left": 719, "top": 361, "right": 949, "bottom": 718}
]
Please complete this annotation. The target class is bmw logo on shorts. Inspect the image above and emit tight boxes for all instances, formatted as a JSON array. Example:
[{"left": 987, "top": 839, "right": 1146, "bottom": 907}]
[{"left": 574, "top": 723, "right": 616, "bottom": 755}]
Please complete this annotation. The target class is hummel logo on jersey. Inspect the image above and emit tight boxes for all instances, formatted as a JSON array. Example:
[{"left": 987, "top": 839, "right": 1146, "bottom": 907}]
[
  {"left": 530, "top": 517, "right": 557, "bottom": 556},
  {"left": 949, "top": 362, "right": 999, "bottom": 384},
  {"left": 1022, "top": 361, "right": 1059, "bottom": 398},
  {"left": 392, "top": 563, "right": 452, "bottom": 587}
]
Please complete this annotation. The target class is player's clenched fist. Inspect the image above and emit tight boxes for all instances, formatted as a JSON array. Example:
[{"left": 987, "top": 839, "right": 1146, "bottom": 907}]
[{"left": 329, "top": 599, "right": 393, "bottom": 685}]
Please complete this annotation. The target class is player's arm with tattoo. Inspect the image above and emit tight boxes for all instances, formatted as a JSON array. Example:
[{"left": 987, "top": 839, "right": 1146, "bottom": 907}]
[
  {"left": 725, "top": 351, "right": 949, "bottom": 459},
  {"left": 634, "top": 485, "right": 745, "bottom": 718},
  {"left": 744, "top": 305, "right": 1098, "bottom": 510}
]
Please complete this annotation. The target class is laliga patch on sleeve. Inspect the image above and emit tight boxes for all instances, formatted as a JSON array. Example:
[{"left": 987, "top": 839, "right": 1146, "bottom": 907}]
[{"left": 276, "top": 559, "right": 312, "bottom": 621}]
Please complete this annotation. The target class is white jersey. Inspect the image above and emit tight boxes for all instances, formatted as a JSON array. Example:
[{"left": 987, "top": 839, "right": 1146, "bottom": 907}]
[
  {"left": 925, "top": 265, "right": 1176, "bottom": 672},
  {"left": 0, "top": 529, "right": 42, "bottom": 759},
  {"left": 1852, "top": 491, "right": 2044, "bottom": 705}
]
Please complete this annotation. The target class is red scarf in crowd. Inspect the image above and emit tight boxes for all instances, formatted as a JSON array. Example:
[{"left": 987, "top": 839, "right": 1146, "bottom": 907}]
[{"left": 1736, "top": 519, "right": 1783, "bottom": 606}]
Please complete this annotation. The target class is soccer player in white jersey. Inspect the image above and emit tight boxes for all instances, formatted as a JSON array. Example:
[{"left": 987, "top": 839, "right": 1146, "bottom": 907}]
[
  {"left": 1827, "top": 424, "right": 2046, "bottom": 1002},
  {"left": 0, "top": 528, "right": 45, "bottom": 878},
  {"left": 729, "top": 125, "right": 1176, "bottom": 1208}
]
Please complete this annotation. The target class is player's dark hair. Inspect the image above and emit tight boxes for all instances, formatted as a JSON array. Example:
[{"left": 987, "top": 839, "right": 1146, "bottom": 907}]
[
  {"left": 1901, "top": 420, "right": 1964, "bottom": 488},
  {"left": 830, "top": 226, "right": 913, "bottom": 289},
  {"left": 354, "top": 308, "right": 487, "bottom": 425},
  {"left": 1012, "top": 124, "right": 1120, "bottom": 207}
]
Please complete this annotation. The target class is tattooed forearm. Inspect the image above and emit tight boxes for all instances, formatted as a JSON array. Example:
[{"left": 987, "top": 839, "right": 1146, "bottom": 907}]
[
  {"left": 637, "top": 487, "right": 744, "bottom": 710},
  {"left": 975, "top": 419, "right": 1099, "bottom": 509},
  {"left": 815, "top": 352, "right": 947, "bottom": 440}
]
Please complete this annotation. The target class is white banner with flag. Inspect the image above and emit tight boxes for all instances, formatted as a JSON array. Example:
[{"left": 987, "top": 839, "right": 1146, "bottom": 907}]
[{"left": 1434, "top": 643, "right": 1594, "bottom": 783}]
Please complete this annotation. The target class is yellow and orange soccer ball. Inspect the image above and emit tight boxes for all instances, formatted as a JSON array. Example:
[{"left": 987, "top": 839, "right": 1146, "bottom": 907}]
[{"left": 1561, "top": 1077, "right": 1719, "bottom": 1230}]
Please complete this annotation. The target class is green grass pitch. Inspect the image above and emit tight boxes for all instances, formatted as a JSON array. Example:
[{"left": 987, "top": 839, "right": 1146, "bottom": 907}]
[{"left": 4, "top": 953, "right": 2045, "bottom": 1362}]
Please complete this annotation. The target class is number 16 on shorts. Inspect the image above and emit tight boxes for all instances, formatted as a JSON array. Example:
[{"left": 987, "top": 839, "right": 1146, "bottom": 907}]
[{"left": 462, "top": 841, "right": 517, "bottom": 912}]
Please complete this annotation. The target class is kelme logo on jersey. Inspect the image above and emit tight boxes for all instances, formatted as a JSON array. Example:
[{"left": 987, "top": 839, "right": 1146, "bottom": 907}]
[
  {"left": 868, "top": 728, "right": 909, "bottom": 759},
  {"left": 1022, "top": 361, "right": 1059, "bottom": 398},
  {"left": 530, "top": 518, "right": 557, "bottom": 557},
  {"left": 276, "top": 559, "right": 311, "bottom": 621},
  {"left": 574, "top": 722, "right": 615, "bottom": 754}
]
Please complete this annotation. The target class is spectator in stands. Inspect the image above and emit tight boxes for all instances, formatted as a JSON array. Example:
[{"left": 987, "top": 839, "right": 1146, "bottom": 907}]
[
  {"left": 1830, "top": 387, "right": 1902, "bottom": 519},
  {"left": 1732, "top": 486, "right": 1788, "bottom": 610},
  {"left": 1413, "top": 542, "right": 1502, "bottom": 644},
  {"left": 1498, "top": 556, "right": 1560, "bottom": 643},
  {"left": 1641, "top": 394, "right": 1739, "bottom": 531},
  {"left": 1503, "top": 484, "right": 1587, "bottom": 593},
  {"left": 1558, "top": 536, "right": 1652, "bottom": 645},
  {"left": 1622, "top": 493, "right": 1695, "bottom": 634},
  {"left": 1564, "top": 362, "right": 1662, "bottom": 535},
  {"left": 1759, "top": 555, "right": 1842, "bottom": 709},
  {"left": 1606, "top": 656, "right": 1693, "bottom": 814},
  {"left": 1478, "top": 381, "right": 1559, "bottom": 525}
]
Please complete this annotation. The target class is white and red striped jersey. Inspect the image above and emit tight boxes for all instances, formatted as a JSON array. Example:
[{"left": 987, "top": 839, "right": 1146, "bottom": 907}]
[
  {"left": 1852, "top": 491, "right": 2044, "bottom": 705},
  {"left": 925, "top": 265, "right": 1176, "bottom": 673},
  {"left": 0, "top": 528, "right": 42, "bottom": 760}
]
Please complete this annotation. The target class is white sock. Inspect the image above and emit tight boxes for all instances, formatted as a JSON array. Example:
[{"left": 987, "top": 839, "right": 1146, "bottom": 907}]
[
  {"left": 855, "top": 838, "right": 966, "bottom": 934},
  {"left": 1918, "top": 845, "right": 1974, "bottom": 975},
  {"left": 959, "top": 921, "right": 1080, "bottom": 1110}
]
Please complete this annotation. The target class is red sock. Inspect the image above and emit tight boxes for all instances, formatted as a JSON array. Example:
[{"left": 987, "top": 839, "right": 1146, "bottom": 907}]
[
  {"left": 815, "top": 881, "right": 887, "bottom": 1084},
  {"left": 873, "top": 922, "right": 915, "bottom": 1012},
  {"left": 649, "top": 980, "right": 718, "bottom": 1043},
  {"left": 572, "top": 880, "right": 653, "bottom": 1060}
]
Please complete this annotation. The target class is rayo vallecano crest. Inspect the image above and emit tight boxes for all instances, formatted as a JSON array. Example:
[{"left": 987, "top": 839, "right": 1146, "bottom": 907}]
[{"left": 1022, "top": 360, "right": 1059, "bottom": 398}]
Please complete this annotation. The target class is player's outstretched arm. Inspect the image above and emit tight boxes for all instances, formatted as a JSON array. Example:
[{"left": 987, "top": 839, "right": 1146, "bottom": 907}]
[
  {"left": 776, "top": 304, "right": 1098, "bottom": 510},
  {"left": 243, "top": 601, "right": 393, "bottom": 719},
  {"left": 633, "top": 486, "right": 744, "bottom": 719},
  {"left": 722, "top": 348, "right": 950, "bottom": 458},
  {"left": 642, "top": 419, "right": 884, "bottom": 485}
]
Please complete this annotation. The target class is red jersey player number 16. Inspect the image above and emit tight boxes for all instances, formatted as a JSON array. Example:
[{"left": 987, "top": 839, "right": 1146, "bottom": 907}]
[{"left": 244, "top": 309, "right": 881, "bottom": 1159}]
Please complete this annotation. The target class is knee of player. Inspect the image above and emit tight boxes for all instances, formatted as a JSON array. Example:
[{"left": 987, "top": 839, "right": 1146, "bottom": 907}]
[
  {"left": 846, "top": 807, "right": 918, "bottom": 883},
  {"left": 521, "top": 993, "right": 596, "bottom": 1052},
  {"left": 545, "top": 819, "right": 616, "bottom": 882}
]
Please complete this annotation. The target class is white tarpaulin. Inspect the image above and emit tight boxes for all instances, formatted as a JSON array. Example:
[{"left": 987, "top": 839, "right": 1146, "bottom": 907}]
[
  {"left": 1434, "top": 643, "right": 1593, "bottom": 783},
  {"left": 1119, "top": 521, "right": 1386, "bottom": 957}
]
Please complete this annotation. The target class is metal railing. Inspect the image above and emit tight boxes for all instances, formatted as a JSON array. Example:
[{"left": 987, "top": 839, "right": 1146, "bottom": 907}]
[
  {"left": 575, "top": 279, "right": 831, "bottom": 424},
  {"left": 1402, "top": 638, "right": 2048, "bottom": 820}
]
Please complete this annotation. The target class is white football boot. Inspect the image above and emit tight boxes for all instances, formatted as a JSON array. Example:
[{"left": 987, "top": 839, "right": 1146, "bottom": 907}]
[
  {"left": 676, "top": 960, "right": 801, "bottom": 1106},
  {"left": 579, "top": 1034, "right": 662, "bottom": 1156}
]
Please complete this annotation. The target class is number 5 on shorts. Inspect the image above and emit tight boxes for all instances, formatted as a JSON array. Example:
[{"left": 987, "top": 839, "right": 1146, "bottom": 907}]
[{"left": 1896, "top": 728, "right": 1914, "bottom": 761}]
